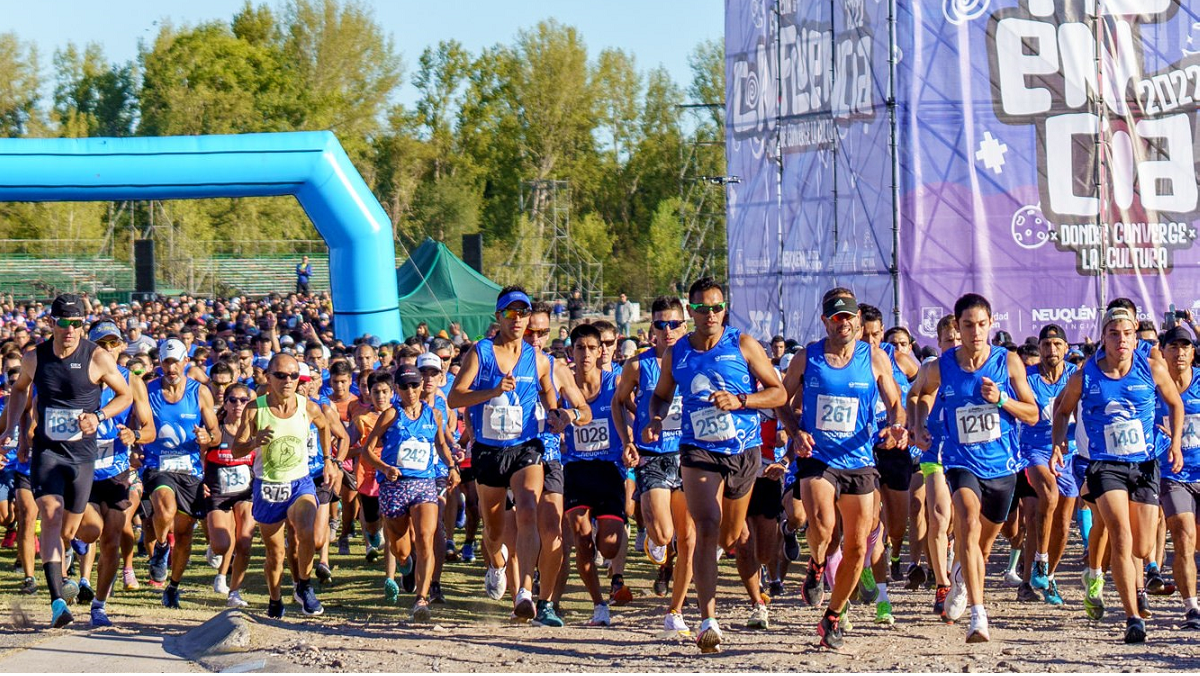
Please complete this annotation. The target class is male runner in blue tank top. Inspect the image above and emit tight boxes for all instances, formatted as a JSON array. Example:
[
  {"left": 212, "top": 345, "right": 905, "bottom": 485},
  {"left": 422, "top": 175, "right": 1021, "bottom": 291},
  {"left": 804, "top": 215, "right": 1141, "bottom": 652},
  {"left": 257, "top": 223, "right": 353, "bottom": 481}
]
[
  {"left": 643, "top": 277, "right": 786, "bottom": 653},
  {"left": 1052, "top": 306, "right": 1183, "bottom": 643},
  {"left": 777, "top": 288, "right": 908, "bottom": 649},
  {"left": 2, "top": 294, "right": 133, "bottom": 628},
  {"left": 911, "top": 293, "right": 1040, "bottom": 643},
  {"left": 448, "top": 286, "right": 566, "bottom": 621}
]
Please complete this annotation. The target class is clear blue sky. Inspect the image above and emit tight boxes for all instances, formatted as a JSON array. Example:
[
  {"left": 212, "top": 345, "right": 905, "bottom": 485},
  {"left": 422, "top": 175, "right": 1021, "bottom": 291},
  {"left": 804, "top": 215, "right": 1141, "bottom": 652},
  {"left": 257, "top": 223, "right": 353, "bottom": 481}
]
[{"left": 6, "top": 0, "right": 723, "bottom": 108}]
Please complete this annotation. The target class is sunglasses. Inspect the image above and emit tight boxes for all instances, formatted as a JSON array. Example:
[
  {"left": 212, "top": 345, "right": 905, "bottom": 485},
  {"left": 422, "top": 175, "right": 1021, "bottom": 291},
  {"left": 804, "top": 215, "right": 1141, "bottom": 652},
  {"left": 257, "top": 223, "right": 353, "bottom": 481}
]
[
  {"left": 225, "top": 396, "right": 251, "bottom": 404},
  {"left": 55, "top": 318, "right": 84, "bottom": 329},
  {"left": 398, "top": 382, "right": 421, "bottom": 391},
  {"left": 688, "top": 302, "right": 727, "bottom": 314},
  {"left": 270, "top": 371, "right": 300, "bottom": 381},
  {"left": 500, "top": 307, "right": 532, "bottom": 319},
  {"left": 524, "top": 328, "right": 550, "bottom": 338},
  {"left": 600, "top": 339, "right": 617, "bottom": 347},
  {"left": 96, "top": 339, "right": 122, "bottom": 349},
  {"left": 653, "top": 319, "right": 685, "bottom": 331}
]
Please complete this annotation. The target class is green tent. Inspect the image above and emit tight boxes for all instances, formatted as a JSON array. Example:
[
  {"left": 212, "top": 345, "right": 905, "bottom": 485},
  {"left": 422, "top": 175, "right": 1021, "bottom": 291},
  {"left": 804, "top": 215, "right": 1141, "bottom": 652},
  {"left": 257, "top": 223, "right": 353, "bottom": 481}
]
[{"left": 396, "top": 238, "right": 501, "bottom": 339}]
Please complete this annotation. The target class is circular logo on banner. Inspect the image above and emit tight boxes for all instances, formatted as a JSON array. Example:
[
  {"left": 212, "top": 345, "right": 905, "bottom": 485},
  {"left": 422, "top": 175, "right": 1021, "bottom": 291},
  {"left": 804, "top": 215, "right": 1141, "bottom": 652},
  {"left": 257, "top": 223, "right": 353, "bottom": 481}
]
[
  {"left": 1011, "top": 204, "right": 1052, "bottom": 250},
  {"left": 943, "top": 0, "right": 990, "bottom": 25}
]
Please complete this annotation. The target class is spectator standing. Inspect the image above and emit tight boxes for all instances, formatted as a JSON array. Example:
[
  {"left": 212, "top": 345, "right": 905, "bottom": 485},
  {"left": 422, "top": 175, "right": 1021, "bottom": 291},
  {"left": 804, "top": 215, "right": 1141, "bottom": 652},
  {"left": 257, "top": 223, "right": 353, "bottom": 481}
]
[
  {"left": 567, "top": 289, "right": 586, "bottom": 329},
  {"left": 296, "top": 255, "right": 314, "bottom": 296},
  {"left": 614, "top": 293, "right": 633, "bottom": 337}
]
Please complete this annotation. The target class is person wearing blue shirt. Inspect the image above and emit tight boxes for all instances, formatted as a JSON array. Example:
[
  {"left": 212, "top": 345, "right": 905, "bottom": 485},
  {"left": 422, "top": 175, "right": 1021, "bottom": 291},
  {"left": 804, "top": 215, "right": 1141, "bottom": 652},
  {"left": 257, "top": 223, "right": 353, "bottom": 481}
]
[
  {"left": 1053, "top": 305, "right": 1184, "bottom": 644},
  {"left": 643, "top": 277, "right": 786, "bottom": 654},
  {"left": 912, "top": 293, "right": 1039, "bottom": 643},
  {"left": 295, "top": 255, "right": 313, "bottom": 296}
]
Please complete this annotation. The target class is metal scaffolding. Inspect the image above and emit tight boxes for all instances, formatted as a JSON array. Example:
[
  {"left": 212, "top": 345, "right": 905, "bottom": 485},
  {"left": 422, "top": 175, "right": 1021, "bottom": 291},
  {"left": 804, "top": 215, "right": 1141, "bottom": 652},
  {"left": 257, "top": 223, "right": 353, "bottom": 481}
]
[{"left": 518, "top": 179, "right": 603, "bottom": 307}]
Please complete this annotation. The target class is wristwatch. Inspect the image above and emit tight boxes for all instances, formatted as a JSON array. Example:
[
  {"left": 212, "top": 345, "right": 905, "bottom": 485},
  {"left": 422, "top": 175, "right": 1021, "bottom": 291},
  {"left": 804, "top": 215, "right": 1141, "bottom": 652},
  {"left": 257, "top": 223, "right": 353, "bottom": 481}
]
[
  {"left": 93, "top": 409, "right": 107, "bottom": 423},
  {"left": 737, "top": 393, "right": 748, "bottom": 409},
  {"left": 996, "top": 391, "right": 1008, "bottom": 409}
]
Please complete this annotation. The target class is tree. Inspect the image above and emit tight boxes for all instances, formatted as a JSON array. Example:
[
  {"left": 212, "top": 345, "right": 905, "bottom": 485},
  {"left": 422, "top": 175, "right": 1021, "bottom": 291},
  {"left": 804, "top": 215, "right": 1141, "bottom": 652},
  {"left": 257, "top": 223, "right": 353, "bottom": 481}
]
[
  {"left": 53, "top": 43, "right": 138, "bottom": 138},
  {"left": 0, "top": 33, "right": 43, "bottom": 137}
]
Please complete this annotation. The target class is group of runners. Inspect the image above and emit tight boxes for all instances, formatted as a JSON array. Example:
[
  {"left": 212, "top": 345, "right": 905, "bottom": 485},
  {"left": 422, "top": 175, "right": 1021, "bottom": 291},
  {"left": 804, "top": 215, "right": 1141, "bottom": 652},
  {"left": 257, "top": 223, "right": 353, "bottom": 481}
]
[{"left": 0, "top": 281, "right": 1197, "bottom": 653}]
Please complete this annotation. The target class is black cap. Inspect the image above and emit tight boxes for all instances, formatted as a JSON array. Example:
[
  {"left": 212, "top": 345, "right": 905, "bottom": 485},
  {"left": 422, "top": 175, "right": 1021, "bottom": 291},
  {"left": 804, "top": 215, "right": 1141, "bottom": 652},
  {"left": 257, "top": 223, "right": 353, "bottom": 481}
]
[
  {"left": 1038, "top": 324, "right": 1068, "bottom": 342},
  {"left": 396, "top": 364, "right": 422, "bottom": 386},
  {"left": 822, "top": 295, "right": 859, "bottom": 318},
  {"left": 1160, "top": 325, "right": 1194, "bottom": 348},
  {"left": 51, "top": 293, "right": 85, "bottom": 319}
]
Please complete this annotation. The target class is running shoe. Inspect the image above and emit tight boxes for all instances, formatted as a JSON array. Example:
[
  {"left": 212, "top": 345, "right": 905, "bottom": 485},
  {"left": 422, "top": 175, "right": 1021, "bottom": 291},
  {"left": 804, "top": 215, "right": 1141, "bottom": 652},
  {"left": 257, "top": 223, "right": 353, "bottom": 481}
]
[
  {"left": 162, "top": 584, "right": 181, "bottom": 609},
  {"left": 1137, "top": 589, "right": 1152, "bottom": 619},
  {"left": 664, "top": 611, "right": 690, "bottom": 635},
  {"left": 227, "top": 590, "right": 249, "bottom": 608},
  {"left": 484, "top": 545, "right": 508, "bottom": 601},
  {"left": 1017, "top": 581, "right": 1038, "bottom": 602},
  {"left": 802, "top": 558, "right": 826, "bottom": 607},
  {"left": 945, "top": 567, "right": 967, "bottom": 622},
  {"left": 61, "top": 578, "right": 80, "bottom": 605},
  {"left": 1003, "top": 568, "right": 1023, "bottom": 586},
  {"left": 148, "top": 542, "right": 170, "bottom": 584},
  {"left": 858, "top": 568, "right": 879, "bottom": 604},
  {"left": 401, "top": 559, "right": 416, "bottom": 594},
  {"left": 1031, "top": 560, "right": 1050, "bottom": 590},
  {"left": 816, "top": 612, "right": 843, "bottom": 649},
  {"left": 70, "top": 539, "right": 89, "bottom": 557},
  {"left": 121, "top": 568, "right": 139, "bottom": 591},
  {"left": 534, "top": 599, "right": 564, "bottom": 628},
  {"left": 653, "top": 563, "right": 672, "bottom": 597},
  {"left": 1083, "top": 569, "right": 1105, "bottom": 620},
  {"left": 1124, "top": 616, "right": 1146, "bottom": 644},
  {"left": 365, "top": 544, "right": 382, "bottom": 563},
  {"left": 1145, "top": 564, "right": 1166, "bottom": 594},
  {"left": 90, "top": 604, "right": 112, "bottom": 627},
  {"left": 411, "top": 598, "right": 432, "bottom": 623},
  {"left": 965, "top": 612, "right": 990, "bottom": 643},
  {"left": 514, "top": 588, "right": 536, "bottom": 620},
  {"left": 50, "top": 598, "right": 73, "bottom": 629},
  {"left": 696, "top": 617, "right": 722, "bottom": 653},
  {"left": 840, "top": 602, "right": 854, "bottom": 633},
  {"left": 445, "top": 539, "right": 459, "bottom": 562},
  {"left": 587, "top": 602, "right": 611, "bottom": 627},
  {"left": 747, "top": 603, "right": 769, "bottom": 630},
  {"left": 610, "top": 577, "right": 633, "bottom": 606},
  {"left": 336, "top": 536, "right": 350, "bottom": 556},
  {"left": 1182, "top": 608, "right": 1200, "bottom": 630},
  {"left": 384, "top": 577, "right": 400, "bottom": 603},
  {"left": 1043, "top": 578, "right": 1064, "bottom": 606},
  {"left": 634, "top": 528, "right": 647, "bottom": 555},
  {"left": 461, "top": 541, "right": 476, "bottom": 563},
  {"left": 293, "top": 583, "right": 324, "bottom": 616},
  {"left": 429, "top": 583, "right": 446, "bottom": 605},
  {"left": 315, "top": 562, "right": 333, "bottom": 585},
  {"left": 455, "top": 501, "right": 466, "bottom": 529},
  {"left": 267, "top": 597, "right": 284, "bottom": 619},
  {"left": 1, "top": 528, "right": 15, "bottom": 548},
  {"left": 644, "top": 535, "right": 668, "bottom": 566},
  {"left": 933, "top": 585, "right": 949, "bottom": 616},
  {"left": 213, "top": 574, "right": 230, "bottom": 595},
  {"left": 905, "top": 562, "right": 927, "bottom": 591},
  {"left": 875, "top": 600, "right": 895, "bottom": 626},
  {"left": 781, "top": 522, "right": 800, "bottom": 562},
  {"left": 19, "top": 576, "right": 36, "bottom": 595},
  {"left": 768, "top": 579, "right": 785, "bottom": 598},
  {"left": 889, "top": 557, "right": 901, "bottom": 583},
  {"left": 205, "top": 545, "right": 223, "bottom": 570},
  {"left": 76, "top": 580, "right": 94, "bottom": 605}
]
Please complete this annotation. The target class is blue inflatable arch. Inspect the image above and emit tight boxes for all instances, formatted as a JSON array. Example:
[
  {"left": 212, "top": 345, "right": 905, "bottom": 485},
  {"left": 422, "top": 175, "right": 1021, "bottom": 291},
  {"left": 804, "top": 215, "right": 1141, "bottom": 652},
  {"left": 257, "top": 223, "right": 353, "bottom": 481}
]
[{"left": 0, "top": 131, "right": 401, "bottom": 342}]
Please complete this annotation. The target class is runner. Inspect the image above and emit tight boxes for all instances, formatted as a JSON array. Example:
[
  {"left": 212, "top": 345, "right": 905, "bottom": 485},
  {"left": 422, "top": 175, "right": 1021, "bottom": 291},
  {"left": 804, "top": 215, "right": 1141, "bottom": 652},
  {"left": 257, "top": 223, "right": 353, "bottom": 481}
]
[
  {"left": 232, "top": 353, "right": 334, "bottom": 618},
  {"left": 2, "top": 294, "right": 132, "bottom": 628},
  {"left": 362, "top": 365, "right": 460, "bottom": 622},
  {"left": 911, "top": 293, "right": 1039, "bottom": 643},
  {"left": 0, "top": 371, "right": 36, "bottom": 596},
  {"left": 1051, "top": 305, "right": 1182, "bottom": 643},
  {"left": 141, "top": 339, "right": 221, "bottom": 609},
  {"left": 446, "top": 286, "right": 560, "bottom": 621},
  {"left": 777, "top": 289, "right": 907, "bottom": 647},
  {"left": 299, "top": 363, "right": 350, "bottom": 585},
  {"left": 643, "top": 277, "right": 786, "bottom": 653},
  {"left": 416, "top": 351, "right": 462, "bottom": 604},
  {"left": 202, "top": 384, "right": 256, "bottom": 608},
  {"left": 350, "top": 370, "right": 397, "bottom": 600},
  {"left": 884, "top": 325, "right": 929, "bottom": 589},
  {"left": 613, "top": 295, "right": 695, "bottom": 635}
]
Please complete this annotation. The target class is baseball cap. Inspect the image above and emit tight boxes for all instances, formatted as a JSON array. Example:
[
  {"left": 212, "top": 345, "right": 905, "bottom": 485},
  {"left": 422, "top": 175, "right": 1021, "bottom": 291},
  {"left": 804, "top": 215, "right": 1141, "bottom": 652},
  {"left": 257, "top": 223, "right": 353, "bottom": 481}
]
[
  {"left": 822, "top": 295, "right": 859, "bottom": 318},
  {"left": 396, "top": 364, "right": 422, "bottom": 386},
  {"left": 1102, "top": 307, "right": 1138, "bottom": 330},
  {"left": 496, "top": 289, "right": 532, "bottom": 312},
  {"left": 279, "top": 335, "right": 295, "bottom": 347},
  {"left": 160, "top": 338, "right": 187, "bottom": 363},
  {"left": 1038, "top": 324, "right": 1068, "bottom": 342},
  {"left": 88, "top": 321, "right": 123, "bottom": 343},
  {"left": 1159, "top": 325, "right": 1194, "bottom": 348},
  {"left": 51, "top": 294, "right": 85, "bottom": 318},
  {"left": 416, "top": 352, "right": 442, "bottom": 372},
  {"left": 298, "top": 362, "right": 312, "bottom": 382}
]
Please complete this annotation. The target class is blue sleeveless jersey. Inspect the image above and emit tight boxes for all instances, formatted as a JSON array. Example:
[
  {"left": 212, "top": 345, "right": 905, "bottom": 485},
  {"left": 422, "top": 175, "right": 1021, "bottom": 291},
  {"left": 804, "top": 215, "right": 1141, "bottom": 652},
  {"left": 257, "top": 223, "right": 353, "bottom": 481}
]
[
  {"left": 305, "top": 396, "right": 332, "bottom": 477},
  {"left": 432, "top": 393, "right": 451, "bottom": 477},
  {"left": 94, "top": 366, "right": 134, "bottom": 480},
  {"left": 468, "top": 339, "right": 541, "bottom": 447},
  {"left": 879, "top": 343, "right": 919, "bottom": 459},
  {"left": 0, "top": 399, "right": 28, "bottom": 476},
  {"left": 1158, "top": 367, "right": 1200, "bottom": 483},
  {"left": 674, "top": 327, "right": 761, "bottom": 455},
  {"left": 1018, "top": 362, "right": 1078, "bottom": 466},
  {"left": 634, "top": 350, "right": 682, "bottom": 455},
  {"left": 801, "top": 340, "right": 879, "bottom": 469},
  {"left": 143, "top": 378, "right": 205, "bottom": 478},
  {"left": 919, "top": 395, "right": 946, "bottom": 465},
  {"left": 563, "top": 370, "right": 622, "bottom": 465},
  {"left": 1080, "top": 352, "right": 1157, "bottom": 463},
  {"left": 380, "top": 402, "right": 440, "bottom": 480},
  {"left": 938, "top": 346, "right": 1019, "bottom": 479},
  {"left": 536, "top": 355, "right": 562, "bottom": 463}
]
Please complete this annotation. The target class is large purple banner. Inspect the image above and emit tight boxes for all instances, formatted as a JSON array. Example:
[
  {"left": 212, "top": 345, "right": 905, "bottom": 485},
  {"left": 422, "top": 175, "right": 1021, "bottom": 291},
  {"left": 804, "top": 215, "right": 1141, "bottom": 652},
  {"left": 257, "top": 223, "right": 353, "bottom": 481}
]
[{"left": 728, "top": 0, "right": 1200, "bottom": 344}]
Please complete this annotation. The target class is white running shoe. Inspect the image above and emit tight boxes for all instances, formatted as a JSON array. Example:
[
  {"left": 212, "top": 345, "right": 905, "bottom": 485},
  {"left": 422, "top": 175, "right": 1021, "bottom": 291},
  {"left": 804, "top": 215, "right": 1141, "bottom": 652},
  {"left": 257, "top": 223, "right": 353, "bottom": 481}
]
[
  {"left": 588, "top": 602, "right": 611, "bottom": 627},
  {"left": 1003, "top": 568, "right": 1023, "bottom": 586},
  {"left": 644, "top": 535, "right": 668, "bottom": 566},
  {"left": 664, "top": 612, "right": 690, "bottom": 635},
  {"left": 747, "top": 603, "right": 769, "bottom": 630},
  {"left": 205, "top": 545, "right": 223, "bottom": 570},
  {"left": 514, "top": 587, "right": 535, "bottom": 619},
  {"left": 213, "top": 574, "right": 230, "bottom": 595},
  {"left": 946, "top": 564, "right": 968, "bottom": 622},
  {"left": 226, "top": 590, "right": 249, "bottom": 608},
  {"left": 696, "top": 617, "right": 722, "bottom": 653},
  {"left": 484, "top": 544, "right": 508, "bottom": 600},
  {"left": 966, "top": 611, "right": 990, "bottom": 643}
]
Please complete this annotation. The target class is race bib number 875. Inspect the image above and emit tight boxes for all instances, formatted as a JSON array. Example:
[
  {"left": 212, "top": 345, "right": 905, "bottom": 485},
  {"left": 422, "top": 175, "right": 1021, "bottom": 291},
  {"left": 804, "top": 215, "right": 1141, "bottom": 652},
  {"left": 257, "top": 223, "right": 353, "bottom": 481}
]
[{"left": 260, "top": 481, "right": 292, "bottom": 504}]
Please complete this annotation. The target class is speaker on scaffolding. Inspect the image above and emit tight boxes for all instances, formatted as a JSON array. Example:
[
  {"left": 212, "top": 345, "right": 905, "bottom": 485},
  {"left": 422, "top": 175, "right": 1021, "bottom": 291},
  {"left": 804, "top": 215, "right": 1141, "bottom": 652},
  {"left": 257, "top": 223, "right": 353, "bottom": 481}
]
[
  {"left": 462, "top": 233, "right": 483, "bottom": 274},
  {"left": 134, "top": 239, "right": 156, "bottom": 299}
]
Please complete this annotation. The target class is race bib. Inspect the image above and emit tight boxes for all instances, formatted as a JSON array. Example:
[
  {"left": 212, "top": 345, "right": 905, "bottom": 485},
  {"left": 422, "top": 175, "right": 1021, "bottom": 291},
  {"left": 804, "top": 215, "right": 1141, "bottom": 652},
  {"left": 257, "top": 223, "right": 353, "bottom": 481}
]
[
  {"left": 955, "top": 404, "right": 1001, "bottom": 445},
  {"left": 572, "top": 420, "right": 611, "bottom": 453},
  {"left": 159, "top": 454, "right": 193, "bottom": 474},
  {"left": 483, "top": 403, "right": 523, "bottom": 441},
  {"left": 1104, "top": 418, "right": 1146, "bottom": 457},
  {"left": 217, "top": 465, "right": 252, "bottom": 495},
  {"left": 816, "top": 395, "right": 858, "bottom": 434},
  {"left": 1182, "top": 413, "right": 1200, "bottom": 450},
  {"left": 94, "top": 439, "right": 116, "bottom": 470},
  {"left": 397, "top": 438, "right": 434, "bottom": 471},
  {"left": 260, "top": 480, "right": 292, "bottom": 503},
  {"left": 662, "top": 396, "right": 684, "bottom": 432},
  {"left": 690, "top": 407, "right": 736, "bottom": 443},
  {"left": 45, "top": 407, "right": 83, "bottom": 442}
]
